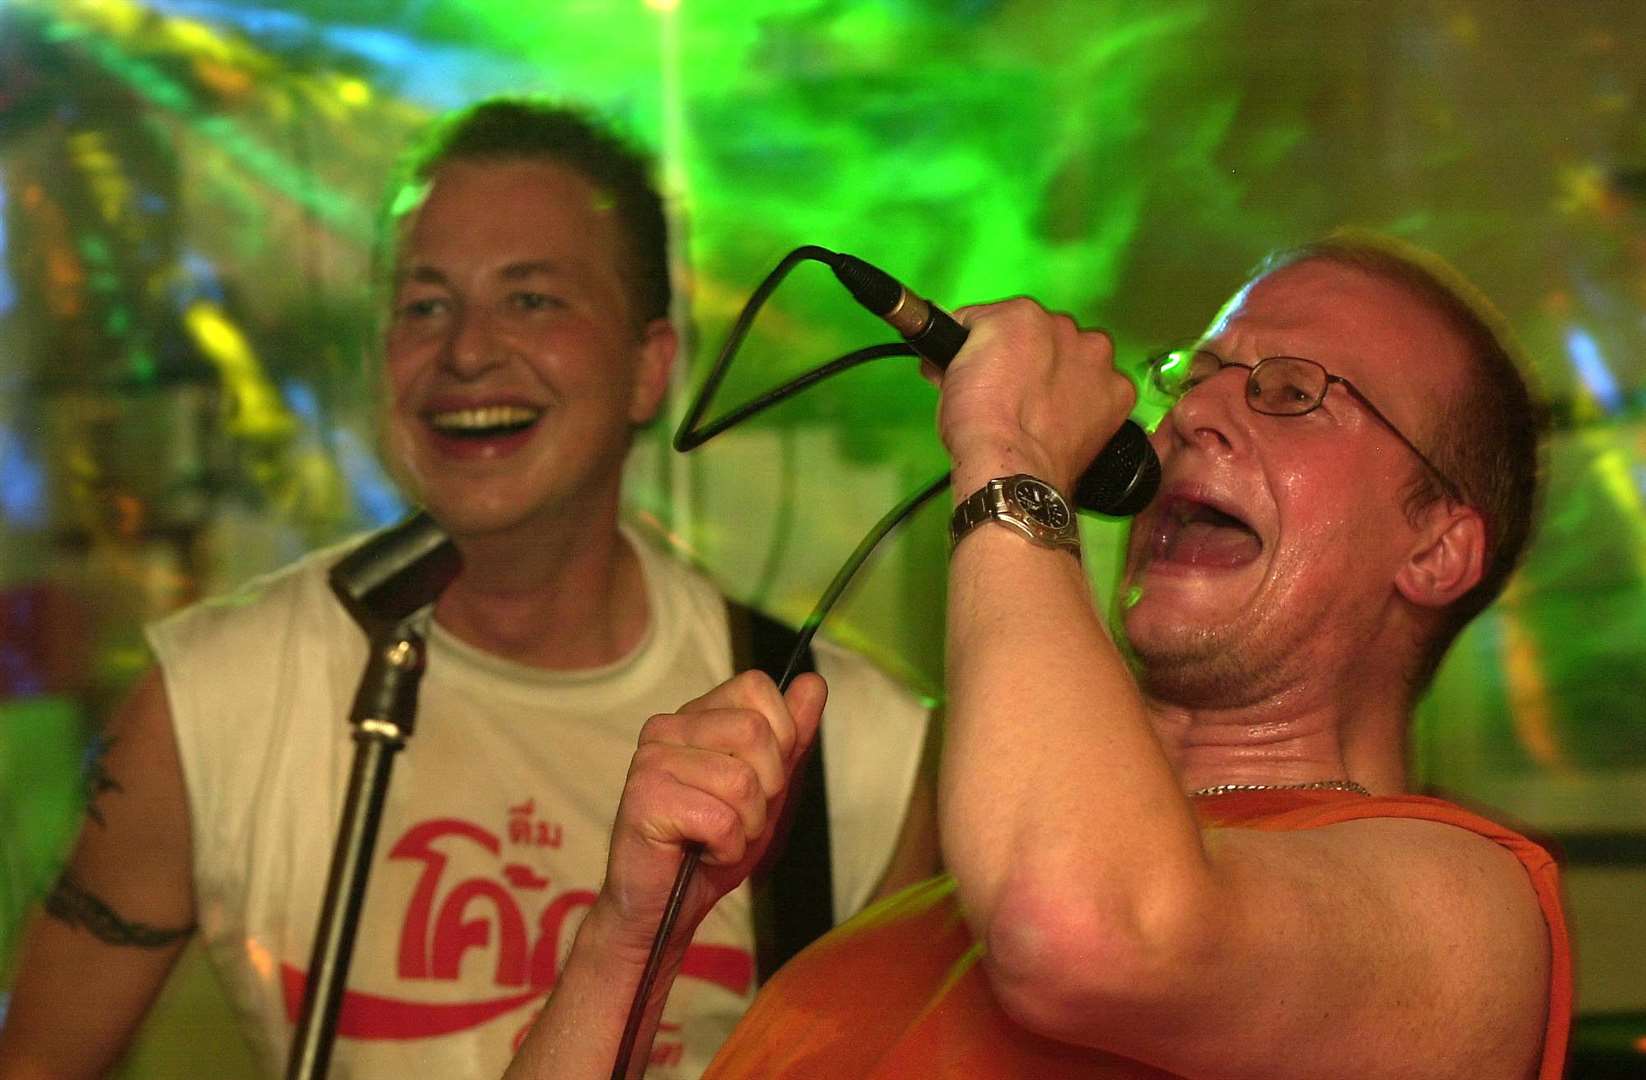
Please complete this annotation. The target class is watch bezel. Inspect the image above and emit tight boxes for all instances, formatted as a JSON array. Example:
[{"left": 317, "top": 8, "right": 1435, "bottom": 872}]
[
  {"left": 1007, "top": 476, "right": 1073, "bottom": 532},
  {"left": 950, "top": 474, "right": 1080, "bottom": 555}
]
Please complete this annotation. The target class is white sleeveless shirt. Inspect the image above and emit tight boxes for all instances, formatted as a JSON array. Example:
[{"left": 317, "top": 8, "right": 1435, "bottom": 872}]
[{"left": 149, "top": 528, "right": 929, "bottom": 1079}]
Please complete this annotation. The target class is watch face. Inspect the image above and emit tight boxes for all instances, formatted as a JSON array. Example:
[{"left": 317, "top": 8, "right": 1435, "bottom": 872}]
[{"left": 1012, "top": 478, "right": 1070, "bottom": 529}]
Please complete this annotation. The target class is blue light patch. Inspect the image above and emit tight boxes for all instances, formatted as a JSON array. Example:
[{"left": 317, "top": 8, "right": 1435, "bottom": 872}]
[
  {"left": 175, "top": 250, "right": 226, "bottom": 306},
  {"left": 142, "top": 0, "right": 542, "bottom": 109},
  {"left": 333, "top": 428, "right": 406, "bottom": 527},
  {"left": 1563, "top": 327, "right": 1622, "bottom": 415},
  {"left": 0, "top": 423, "right": 46, "bottom": 529},
  {"left": 280, "top": 378, "right": 322, "bottom": 427},
  {"left": 0, "top": 172, "right": 16, "bottom": 318}
]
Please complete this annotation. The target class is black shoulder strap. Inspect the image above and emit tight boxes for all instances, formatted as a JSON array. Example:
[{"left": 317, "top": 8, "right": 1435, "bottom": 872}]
[{"left": 726, "top": 600, "right": 832, "bottom": 984}]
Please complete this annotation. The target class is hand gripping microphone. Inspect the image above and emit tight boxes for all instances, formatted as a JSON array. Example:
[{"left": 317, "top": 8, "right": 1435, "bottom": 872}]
[{"left": 831, "top": 254, "right": 1160, "bottom": 517}]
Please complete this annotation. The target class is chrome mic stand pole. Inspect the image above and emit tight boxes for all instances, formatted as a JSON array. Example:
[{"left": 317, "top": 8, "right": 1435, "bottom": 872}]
[{"left": 286, "top": 513, "right": 461, "bottom": 1080}]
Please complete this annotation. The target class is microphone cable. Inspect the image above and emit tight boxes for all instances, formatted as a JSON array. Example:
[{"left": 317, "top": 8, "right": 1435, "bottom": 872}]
[
  {"left": 610, "top": 243, "right": 1158, "bottom": 1076},
  {"left": 613, "top": 244, "right": 943, "bottom": 1077}
]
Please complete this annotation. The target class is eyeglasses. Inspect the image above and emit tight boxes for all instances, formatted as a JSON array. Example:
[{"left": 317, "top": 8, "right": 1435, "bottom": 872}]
[{"left": 1146, "top": 346, "right": 1463, "bottom": 504}]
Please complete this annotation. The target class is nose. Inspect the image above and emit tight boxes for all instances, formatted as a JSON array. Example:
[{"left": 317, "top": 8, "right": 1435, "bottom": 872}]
[
  {"left": 1161, "top": 364, "right": 1250, "bottom": 460},
  {"left": 441, "top": 305, "right": 505, "bottom": 379}
]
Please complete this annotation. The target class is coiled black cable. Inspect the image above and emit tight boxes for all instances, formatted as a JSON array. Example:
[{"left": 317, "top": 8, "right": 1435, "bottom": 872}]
[{"left": 609, "top": 246, "right": 949, "bottom": 1078}]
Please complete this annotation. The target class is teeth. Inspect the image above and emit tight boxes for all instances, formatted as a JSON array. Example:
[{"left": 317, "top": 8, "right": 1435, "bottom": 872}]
[{"left": 429, "top": 405, "right": 541, "bottom": 431}]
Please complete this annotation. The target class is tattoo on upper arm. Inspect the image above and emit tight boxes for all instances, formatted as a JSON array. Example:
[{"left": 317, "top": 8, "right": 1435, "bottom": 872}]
[
  {"left": 44, "top": 872, "right": 195, "bottom": 948},
  {"left": 83, "top": 733, "right": 124, "bottom": 828}
]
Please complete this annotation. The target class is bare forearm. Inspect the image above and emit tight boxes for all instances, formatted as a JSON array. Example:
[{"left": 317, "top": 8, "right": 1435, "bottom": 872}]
[
  {"left": 0, "top": 903, "right": 187, "bottom": 1079},
  {"left": 936, "top": 323, "right": 1206, "bottom": 939},
  {"left": 504, "top": 901, "right": 683, "bottom": 1080},
  {"left": 941, "top": 527, "right": 1206, "bottom": 942},
  {"left": 509, "top": 673, "right": 829, "bottom": 1077}
]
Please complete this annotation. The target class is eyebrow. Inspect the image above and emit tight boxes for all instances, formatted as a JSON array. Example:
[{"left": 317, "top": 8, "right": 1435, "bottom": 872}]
[
  {"left": 396, "top": 259, "right": 570, "bottom": 287},
  {"left": 399, "top": 265, "right": 448, "bottom": 287},
  {"left": 500, "top": 259, "right": 566, "bottom": 280}
]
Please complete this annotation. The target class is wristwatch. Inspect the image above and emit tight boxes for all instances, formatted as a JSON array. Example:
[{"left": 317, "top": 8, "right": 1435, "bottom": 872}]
[{"left": 950, "top": 474, "right": 1081, "bottom": 556}]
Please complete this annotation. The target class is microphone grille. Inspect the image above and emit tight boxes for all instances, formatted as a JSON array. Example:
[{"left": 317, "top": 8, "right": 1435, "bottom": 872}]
[{"left": 1073, "top": 421, "right": 1161, "bottom": 517}]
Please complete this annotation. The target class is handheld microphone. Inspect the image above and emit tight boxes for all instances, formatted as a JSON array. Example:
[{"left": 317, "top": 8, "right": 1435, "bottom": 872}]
[{"left": 830, "top": 253, "right": 1159, "bottom": 517}]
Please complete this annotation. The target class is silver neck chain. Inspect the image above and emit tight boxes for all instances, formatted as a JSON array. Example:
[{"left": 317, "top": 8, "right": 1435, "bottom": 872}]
[{"left": 1188, "top": 779, "right": 1372, "bottom": 799}]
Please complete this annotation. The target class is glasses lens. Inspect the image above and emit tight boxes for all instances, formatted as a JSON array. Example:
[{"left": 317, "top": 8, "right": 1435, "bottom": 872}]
[
  {"left": 1248, "top": 357, "right": 1326, "bottom": 415},
  {"left": 1150, "top": 348, "right": 1222, "bottom": 398}
]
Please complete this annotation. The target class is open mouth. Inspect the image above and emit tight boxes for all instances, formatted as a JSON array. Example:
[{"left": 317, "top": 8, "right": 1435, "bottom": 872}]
[
  {"left": 426, "top": 405, "right": 543, "bottom": 440},
  {"left": 1149, "top": 495, "right": 1263, "bottom": 568}
]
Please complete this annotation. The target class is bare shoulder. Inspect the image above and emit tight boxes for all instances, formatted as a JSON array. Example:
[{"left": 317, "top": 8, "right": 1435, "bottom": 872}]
[
  {"left": 1273, "top": 810, "right": 1554, "bottom": 957},
  {"left": 104, "top": 666, "right": 182, "bottom": 768},
  {"left": 1238, "top": 808, "right": 1554, "bottom": 907},
  {"left": 1192, "top": 811, "right": 1555, "bottom": 1080},
  {"left": 1315, "top": 809, "right": 1551, "bottom": 904},
  {"left": 56, "top": 665, "right": 195, "bottom": 926}
]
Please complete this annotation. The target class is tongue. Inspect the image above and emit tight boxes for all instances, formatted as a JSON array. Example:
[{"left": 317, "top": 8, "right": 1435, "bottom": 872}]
[{"left": 1162, "top": 520, "right": 1261, "bottom": 567}]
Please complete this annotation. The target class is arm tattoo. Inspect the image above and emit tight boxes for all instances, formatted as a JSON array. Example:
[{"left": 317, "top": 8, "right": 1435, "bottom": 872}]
[
  {"left": 82, "top": 733, "right": 124, "bottom": 828},
  {"left": 44, "top": 872, "right": 195, "bottom": 948}
]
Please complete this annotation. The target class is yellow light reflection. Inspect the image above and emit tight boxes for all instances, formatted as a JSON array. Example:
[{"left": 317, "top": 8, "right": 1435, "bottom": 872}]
[
  {"left": 1500, "top": 595, "right": 1564, "bottom": 771},
  {"left": 182, "top": 301, "right": 294, "bottom": 441},
  {"left": 1591, "top": 447, "right": 1646, "bottom": 578},
  {"left": 244, "top": 935, "right": 276, "bottom": 983},
  {"left": 336, "top": 77, "right": 372, "bottom": 107},
  {"left": 68, "top": 132, "right": 132, "bottom": 229}
]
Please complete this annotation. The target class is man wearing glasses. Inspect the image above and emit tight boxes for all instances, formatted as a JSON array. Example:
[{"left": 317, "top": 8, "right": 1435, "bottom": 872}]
[{"left": 506, "top": 232, "right": 1569, "bottom": 1079}]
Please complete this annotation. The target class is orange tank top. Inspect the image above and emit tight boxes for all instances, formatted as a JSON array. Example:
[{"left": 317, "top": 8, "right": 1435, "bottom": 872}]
[{"left": 702, "top": 790, "right": 1571, "bottom": 1079}]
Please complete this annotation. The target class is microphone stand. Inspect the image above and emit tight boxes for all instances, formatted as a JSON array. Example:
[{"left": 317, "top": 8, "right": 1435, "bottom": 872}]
[{"left": 286, "top": 513, "right": 461, "bottom": 1080}]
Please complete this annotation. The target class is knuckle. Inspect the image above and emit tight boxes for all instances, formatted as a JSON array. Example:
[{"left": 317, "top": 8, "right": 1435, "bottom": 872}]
[
  {"left": 628, "top": 742, "right": 664, "bottom": 772},
  {"left": 733, "top": 707, "right": 769, "bottom": 746},
  {"left": 726, "top": 758, "right": 761, "bottom": 802},
  {"left": 1076, "top": 326, "right": 1113, "bottom": 360},
  {"left": 1000, "top": 298, "right": 1043, "bottom": 330},
  {"left": 638, "top": 712, "right": 676, "bottom": 744},
  {"left": 705, "top": 802, "right": 743, "bottom": 847},
  {"left": 1114, "top": 372, "right": 1139, "bottom": 408},
  {"left": 725, "top": 669, "right": 772, "bottom": 707}
]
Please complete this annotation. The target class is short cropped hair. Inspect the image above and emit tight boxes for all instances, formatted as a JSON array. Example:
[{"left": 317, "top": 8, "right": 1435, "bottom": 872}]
[
  {"left": 382, "top": 97, "right": 671, "bottom": 326},
  {"left": 1256, "top": 231, "right": 1548, "bottom": 688}
]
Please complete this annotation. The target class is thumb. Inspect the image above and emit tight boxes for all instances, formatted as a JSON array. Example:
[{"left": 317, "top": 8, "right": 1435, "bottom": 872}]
[{"left": 781, "top": 672, "right": 828, "bottom": 770}]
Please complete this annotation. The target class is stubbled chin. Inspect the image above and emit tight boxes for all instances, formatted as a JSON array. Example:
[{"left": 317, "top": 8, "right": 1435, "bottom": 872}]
[
  {"left": 1118, "top": 569, "right": 1251, "bottom": 672},
  {"left": 1120, "top": 544, "right": 1267, "bottom": 629}
]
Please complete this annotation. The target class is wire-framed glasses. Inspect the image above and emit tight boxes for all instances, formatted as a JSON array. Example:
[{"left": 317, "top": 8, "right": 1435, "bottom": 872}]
[{"left": 1146, "top": 345, "right": 1463, "bottom": 504}]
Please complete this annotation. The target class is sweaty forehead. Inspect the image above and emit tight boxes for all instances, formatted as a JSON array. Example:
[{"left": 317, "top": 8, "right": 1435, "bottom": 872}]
[{"left": 1208, "top": 259, "right": 1470, "bottom": 410}]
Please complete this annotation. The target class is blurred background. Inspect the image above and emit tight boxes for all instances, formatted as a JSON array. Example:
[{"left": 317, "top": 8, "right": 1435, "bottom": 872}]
[{"left": 0, "top": 0, "right": 1640, "bottom": 1075}]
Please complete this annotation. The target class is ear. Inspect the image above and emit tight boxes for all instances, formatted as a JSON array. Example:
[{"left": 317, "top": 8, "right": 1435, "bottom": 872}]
[
  {"left": 1394, "top": 503, "right": 1486, "bottom": 609},
  {"left": 627, "top": 317, "right": 678, "bottom": 425}
]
